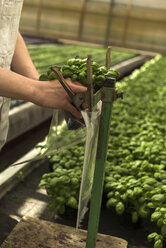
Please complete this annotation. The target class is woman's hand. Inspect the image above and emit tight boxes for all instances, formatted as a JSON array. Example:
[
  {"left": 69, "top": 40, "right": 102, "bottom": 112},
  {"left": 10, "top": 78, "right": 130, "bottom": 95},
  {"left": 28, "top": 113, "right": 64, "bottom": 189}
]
[{"left": 33, "top": 78, "right": 87, "bottom": 119}]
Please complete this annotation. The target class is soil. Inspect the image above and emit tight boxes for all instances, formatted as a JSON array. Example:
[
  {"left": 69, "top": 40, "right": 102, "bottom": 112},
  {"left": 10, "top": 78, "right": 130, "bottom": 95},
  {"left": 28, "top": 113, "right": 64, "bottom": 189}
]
[
  {"left": 0, "top": 163, "right": 155, "bottom": 248},
  {"left": 1, "top": 216, "right": 127, "bottom": 248}
]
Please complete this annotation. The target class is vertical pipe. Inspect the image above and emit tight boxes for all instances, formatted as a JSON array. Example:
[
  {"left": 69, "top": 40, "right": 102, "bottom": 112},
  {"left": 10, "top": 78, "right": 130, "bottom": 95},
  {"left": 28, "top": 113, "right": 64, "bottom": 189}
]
[
  {"left": 122, "top": 0, "right": 132, "bottom": 47},
  {"left": 36, "top": 0, "right": 42, "bottom": 36},
  {"left": 78, "top": 0, "right": 87, "bottom": 41},
  {"left": 105, "top": 0, "right": 115, "bottom": 47},
  {"left": 86, "top": 84, "right": 115, "bottom": 248}
]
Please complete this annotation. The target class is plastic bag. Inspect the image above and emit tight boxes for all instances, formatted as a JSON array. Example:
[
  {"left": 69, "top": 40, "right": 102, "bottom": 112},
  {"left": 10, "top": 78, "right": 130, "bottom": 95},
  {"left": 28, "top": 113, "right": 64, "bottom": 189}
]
[
  {"left": 44, "top": 109, "right": 86, "bottom": 156},
  {"left": 76, "top": 101, "right": 101, "bottom": 229},
  {"left": 40, "top": 101, "right": 101, "bottom": 228}
]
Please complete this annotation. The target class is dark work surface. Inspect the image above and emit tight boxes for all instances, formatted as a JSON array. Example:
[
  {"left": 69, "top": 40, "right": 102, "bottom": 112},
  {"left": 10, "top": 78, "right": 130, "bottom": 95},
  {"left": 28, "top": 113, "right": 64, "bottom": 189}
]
[{"left": 23, "top": 35, "right": 64, "bottom": 45}]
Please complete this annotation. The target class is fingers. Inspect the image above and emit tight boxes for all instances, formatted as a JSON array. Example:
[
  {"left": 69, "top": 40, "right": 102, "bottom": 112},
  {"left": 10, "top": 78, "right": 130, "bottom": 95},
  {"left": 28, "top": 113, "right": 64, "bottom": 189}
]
[
  {"left": 53, "top": 78, "right": 87, "bottom": 118},
  {"left": 64, "top": 79, "right": 88, "bottom": 114},
  {"left": 66, "top": 78, "right": 82, "bottom": 86},
  {"left": 70, "top": 83, "right": 87, "bottom": 94},
  {"left": 66, "top": 78, "right": 87, "bottom": 93}
]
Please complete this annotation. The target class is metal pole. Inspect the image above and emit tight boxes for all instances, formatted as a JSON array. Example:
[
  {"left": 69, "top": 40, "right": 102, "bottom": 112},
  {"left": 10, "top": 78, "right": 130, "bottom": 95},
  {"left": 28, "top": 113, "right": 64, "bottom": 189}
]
[
  {"left": 105, "top": 0, "right": 115, "bottom": 47},
  {"left": 78, "top": 0, "right": 87, "bottom": 41},
  {"left": 36, "top": 0, "right": 42, "bottom": 36},
  {"left": 122, "top": 0, "right": 132, "bottom": 47},
  {"left": 86, "top": 80, "right": 115, "bottom": 248}
]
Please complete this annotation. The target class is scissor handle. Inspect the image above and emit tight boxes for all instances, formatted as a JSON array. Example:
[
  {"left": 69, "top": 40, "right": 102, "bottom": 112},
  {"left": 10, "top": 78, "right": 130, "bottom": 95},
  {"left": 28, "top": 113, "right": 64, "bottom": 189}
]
[
  {"left": 50, "top": 66, "right": 86, "bottom": 111},
  {"left": 50, "top": 66, "right": 75, "bottom": 100}
]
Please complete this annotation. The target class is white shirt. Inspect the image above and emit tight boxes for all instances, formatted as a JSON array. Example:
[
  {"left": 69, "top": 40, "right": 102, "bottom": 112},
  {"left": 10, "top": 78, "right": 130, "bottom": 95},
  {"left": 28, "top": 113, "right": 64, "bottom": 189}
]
[{"left": 0, "top": 0, "right": 24, "bottom": 150}]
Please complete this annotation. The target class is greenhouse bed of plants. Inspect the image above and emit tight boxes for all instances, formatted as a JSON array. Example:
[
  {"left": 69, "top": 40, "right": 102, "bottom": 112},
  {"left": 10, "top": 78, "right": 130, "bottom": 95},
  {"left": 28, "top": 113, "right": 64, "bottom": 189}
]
[
  {"left": 10, "top": 42, "right": 137, "bottom": 109},
  {"left": 38, "top": 54, "right": 166, "bottom": 248},
  {"left": 8, "top": 42, "right": 143, "bottom": 146},
  {"left": 4, "top": 39, "right": 164, "bottom": 248},
  {"left": 27, "top": 43, "right": 138, "bottom": 74}
]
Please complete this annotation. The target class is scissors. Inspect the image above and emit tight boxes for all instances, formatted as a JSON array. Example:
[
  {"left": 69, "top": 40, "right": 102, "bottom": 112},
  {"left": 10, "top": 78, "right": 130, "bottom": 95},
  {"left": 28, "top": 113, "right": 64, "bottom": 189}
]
[{"left": 50, "top": 55, "right": 93, "bottom": 112}]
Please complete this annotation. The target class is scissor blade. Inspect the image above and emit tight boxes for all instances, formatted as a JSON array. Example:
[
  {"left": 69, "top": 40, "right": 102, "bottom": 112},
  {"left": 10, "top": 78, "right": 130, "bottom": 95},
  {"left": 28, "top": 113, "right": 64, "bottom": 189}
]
[{"left": 50, "top": 66, "right": 75, "bottom": 99}]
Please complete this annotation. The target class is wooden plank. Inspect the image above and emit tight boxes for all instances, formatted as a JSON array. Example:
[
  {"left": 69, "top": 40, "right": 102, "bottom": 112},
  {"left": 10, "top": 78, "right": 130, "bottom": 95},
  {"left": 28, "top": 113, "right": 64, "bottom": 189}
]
[{"left": 1, "top": 216, "right": 128, "bottom": 248}]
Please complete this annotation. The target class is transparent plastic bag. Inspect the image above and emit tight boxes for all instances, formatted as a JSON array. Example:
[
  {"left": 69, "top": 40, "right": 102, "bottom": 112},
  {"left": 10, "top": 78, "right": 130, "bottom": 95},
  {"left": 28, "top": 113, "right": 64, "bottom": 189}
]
[
  {"left": 40, "top": 101, "right": 101, "bottom": 228},
  {"left": 11, "top": 104, "right": 101, "bottom": 166},
  {"left": 44, "top": 109, "right": 86, "bottom": 156},
  {"left": 76, "top": 101, "right": 101, "bottom": 229}
]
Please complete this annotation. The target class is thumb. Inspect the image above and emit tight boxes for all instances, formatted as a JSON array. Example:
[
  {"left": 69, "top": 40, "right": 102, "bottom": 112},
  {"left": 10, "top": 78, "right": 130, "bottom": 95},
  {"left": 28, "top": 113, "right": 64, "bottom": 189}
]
[{"left": 69, "top": 83, "right": 87, "bottom": 94}]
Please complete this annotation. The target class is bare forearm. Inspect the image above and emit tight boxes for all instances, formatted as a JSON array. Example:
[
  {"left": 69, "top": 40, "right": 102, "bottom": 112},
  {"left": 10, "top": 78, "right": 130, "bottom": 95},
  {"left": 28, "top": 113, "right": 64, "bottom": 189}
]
[
  {"left": 0, "top": 67, "right": 37, "bottom": 101},
  {"left": 1, "top": 32, "right": 87, "bottom": 119},
  {"left": 0, "top": 67, "right": 87, "bottom": 118},
  {"left": 11, "top": 33, "right": 39, "bottom": 80}
]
